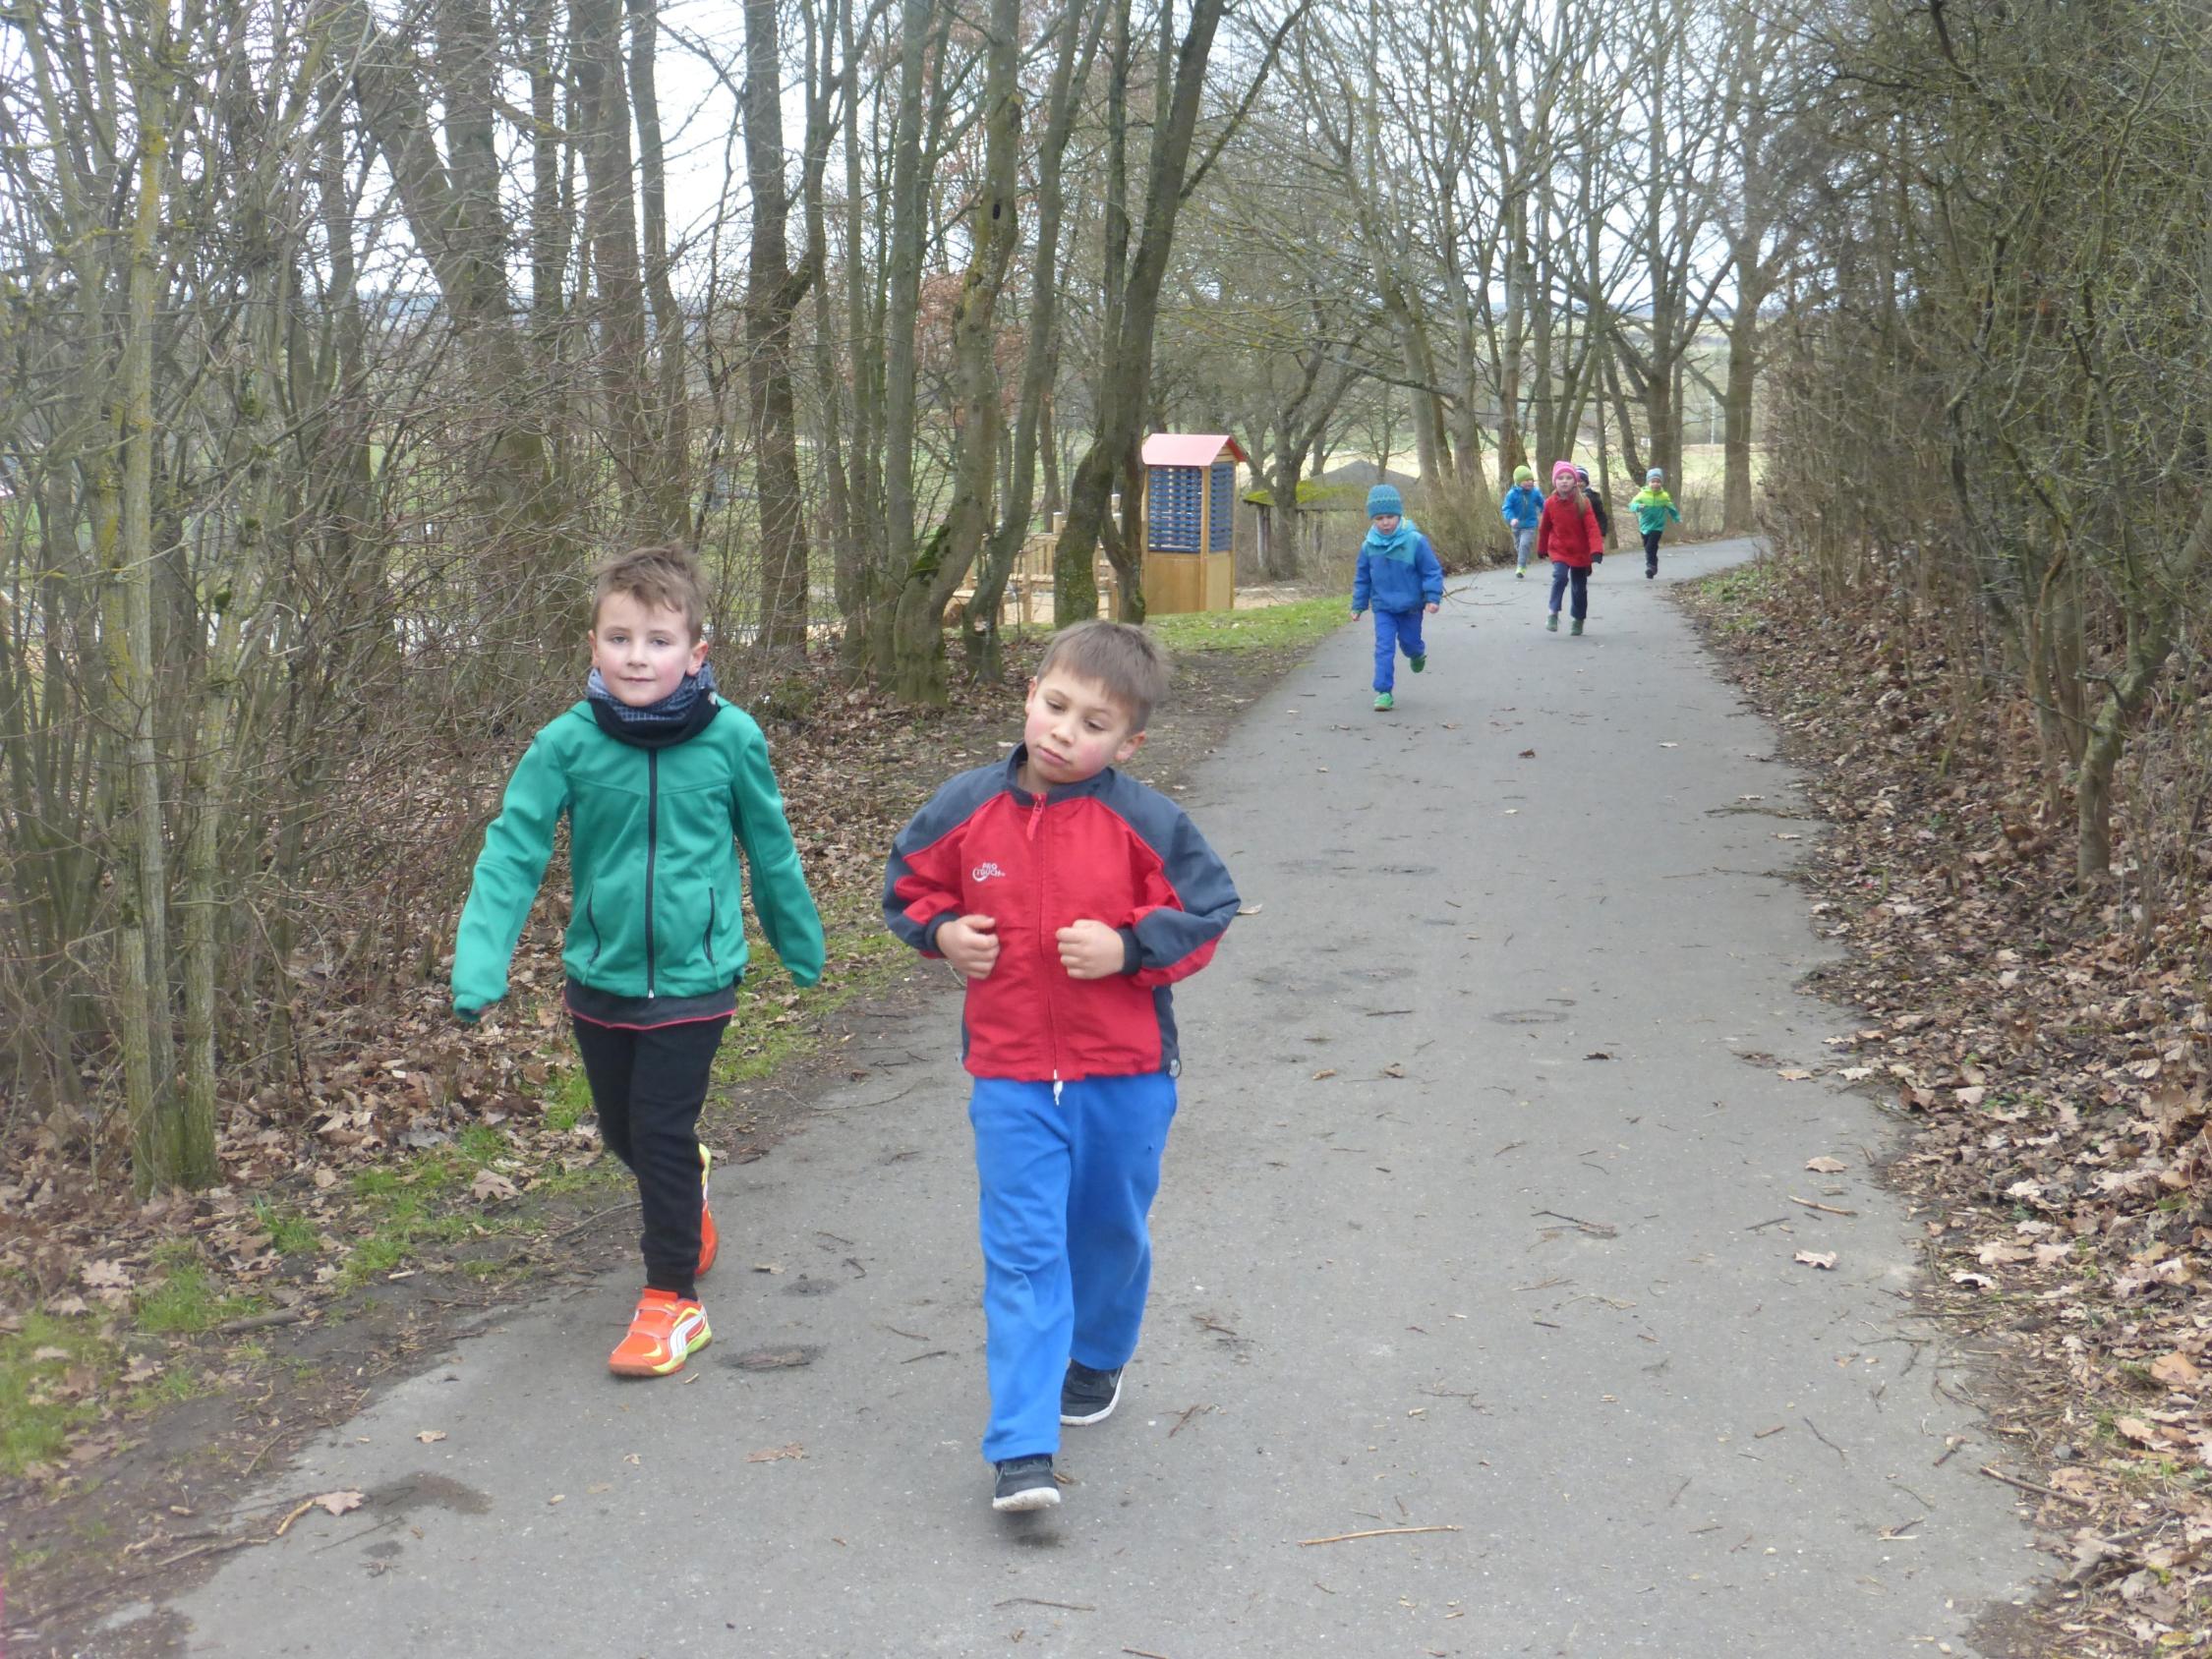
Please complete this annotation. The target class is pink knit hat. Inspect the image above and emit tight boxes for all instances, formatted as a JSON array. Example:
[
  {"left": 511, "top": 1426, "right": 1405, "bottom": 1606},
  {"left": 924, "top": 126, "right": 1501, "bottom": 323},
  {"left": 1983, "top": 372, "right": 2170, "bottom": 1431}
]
[{"left": 1551, "top": 461, "right": 1579, "bottom": 485}]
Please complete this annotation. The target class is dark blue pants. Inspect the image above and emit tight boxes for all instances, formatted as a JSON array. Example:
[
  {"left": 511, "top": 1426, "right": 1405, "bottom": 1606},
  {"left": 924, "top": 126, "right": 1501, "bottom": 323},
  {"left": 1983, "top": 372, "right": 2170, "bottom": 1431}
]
[
  {"left": 1643, "top": 529, "right": 1663, "bottom": 573},
  {"left": 968, "top": 1072, "right": 1179, "bottom": 1460},
  {"left": 1370, "top": 607, "right": 1426, "bottom": 691},
  {"left": 1547, "top": 561, "right": 1590, "bottom": 620}
]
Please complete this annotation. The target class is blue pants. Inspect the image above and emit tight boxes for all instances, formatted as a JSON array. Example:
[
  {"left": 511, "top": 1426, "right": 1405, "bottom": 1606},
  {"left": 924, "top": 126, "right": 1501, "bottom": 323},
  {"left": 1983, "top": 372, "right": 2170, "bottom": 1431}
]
[
  {"left": 968, "top": 1072, "right": 1179, "bottom": 1461},
  {"left": 1370, "top": 607, "right": 1426, "bottom": 692},
  {"left": 1547, "top": 561, "right": 1590, "bottom": 620}
]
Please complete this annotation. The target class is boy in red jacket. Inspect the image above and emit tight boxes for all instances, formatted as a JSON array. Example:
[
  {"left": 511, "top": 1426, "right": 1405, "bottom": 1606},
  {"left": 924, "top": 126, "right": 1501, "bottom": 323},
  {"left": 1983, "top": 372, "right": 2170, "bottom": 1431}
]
[
  {"left": 884, "top": 621, "right": 1240, "bottom": 1513},
  {"left": 1539, "top": 460, "right": 1605, "bottom": 635}
]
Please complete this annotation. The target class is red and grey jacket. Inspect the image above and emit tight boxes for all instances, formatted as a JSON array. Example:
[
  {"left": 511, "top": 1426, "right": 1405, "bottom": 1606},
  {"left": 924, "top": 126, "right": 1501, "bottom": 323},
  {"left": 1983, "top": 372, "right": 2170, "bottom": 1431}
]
[{"left": 883, "top": 749, "right": 1240, "bottom": 1081}]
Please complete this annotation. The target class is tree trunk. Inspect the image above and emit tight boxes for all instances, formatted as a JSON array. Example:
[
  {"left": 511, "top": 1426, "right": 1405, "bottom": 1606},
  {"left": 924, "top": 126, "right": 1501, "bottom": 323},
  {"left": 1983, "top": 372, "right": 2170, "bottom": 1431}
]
[
  {"left": 743, "top": 0, "right": 812, "bottom": 653},
  {"left": 1053, "top": 0, "right": 1240, "bottom": 624},
  {"left": 110, "top": 17, "right": 184, "bottom": 1193},
  {"left": 627, "top": 0, "right": 691, "bottom": 537},
  {"left": 875, "top": 0, "right": 934, "bottom": 661},
  {"left": 889, "top": 0, "right": 1020, "bottom": 702},
  {"left": 1721, "top": 294, "right": 1760, "bottom": 533}
]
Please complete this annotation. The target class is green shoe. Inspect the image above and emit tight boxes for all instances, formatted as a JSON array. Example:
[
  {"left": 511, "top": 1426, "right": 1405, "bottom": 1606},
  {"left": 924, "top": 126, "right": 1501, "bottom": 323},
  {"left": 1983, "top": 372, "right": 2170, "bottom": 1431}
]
[
  {"left": 1570, "top": 617, "right": 1585, "bottom": 636},
  {"left": 1409, "top": 654, "right": 1426, "bottom": 674},
  {"left": 1545, "top": 611, "right": 1558, "bottom": 632},
  {"left": 1372, "top": 692, "right": 1394, "bottom": 712}
]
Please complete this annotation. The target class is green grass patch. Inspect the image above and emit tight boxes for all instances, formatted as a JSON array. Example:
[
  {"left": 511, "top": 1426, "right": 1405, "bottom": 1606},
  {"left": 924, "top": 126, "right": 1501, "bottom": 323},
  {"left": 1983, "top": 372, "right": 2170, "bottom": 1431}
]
[
  {"left": 1145, "top": 596, "right": 1350, "bottom": 658},
  {"left": 136, "top": 1247, "right": 263, "bottom": 1336},
  {"left": 544, "top": 1067, "right": 593, "bottom": 1132},
  {"left": 0, "top": 1310, "right": 116, "bottom": 1476},
  {"left": 254, "top": 1200, "right": 320, "bottom": 1256}
]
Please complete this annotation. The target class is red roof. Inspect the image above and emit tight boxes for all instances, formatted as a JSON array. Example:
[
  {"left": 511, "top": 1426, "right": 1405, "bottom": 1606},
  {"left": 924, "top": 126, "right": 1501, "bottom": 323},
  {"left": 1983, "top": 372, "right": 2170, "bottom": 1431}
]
[{"left": 1141, "top": 432, "right": 1247, "bottom": 469}]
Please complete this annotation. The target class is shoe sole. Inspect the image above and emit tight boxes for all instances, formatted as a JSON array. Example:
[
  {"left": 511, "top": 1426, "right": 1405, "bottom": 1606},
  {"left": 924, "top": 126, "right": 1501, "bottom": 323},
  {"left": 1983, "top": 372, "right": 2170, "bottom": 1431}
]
[
  {"left": 992, "top": 1483, "right": 1062, "bottom": 1513},
  {"left": 1061, "top": 1373, "right": 1123, "bottom": 1426}
]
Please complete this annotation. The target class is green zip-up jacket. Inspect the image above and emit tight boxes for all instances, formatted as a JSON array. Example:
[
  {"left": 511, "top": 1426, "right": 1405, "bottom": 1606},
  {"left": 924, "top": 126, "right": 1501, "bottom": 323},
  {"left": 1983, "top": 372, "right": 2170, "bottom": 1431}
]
[
  {"left": 1630, "top": 486, "right": 1683, "bottom": 537},
  {"left": 452, "top": 701, "right": 824, "bottom": 1015}
]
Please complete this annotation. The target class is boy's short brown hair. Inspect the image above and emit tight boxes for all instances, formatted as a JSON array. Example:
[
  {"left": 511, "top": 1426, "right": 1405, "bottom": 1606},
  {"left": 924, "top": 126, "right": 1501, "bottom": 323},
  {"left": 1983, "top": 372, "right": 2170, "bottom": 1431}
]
[
  {"left": 590, "top": 545, "right": 710, "bottom": 640},
  {"left": 1035, "top": 620, "right": 1170, "bottom": 731}
]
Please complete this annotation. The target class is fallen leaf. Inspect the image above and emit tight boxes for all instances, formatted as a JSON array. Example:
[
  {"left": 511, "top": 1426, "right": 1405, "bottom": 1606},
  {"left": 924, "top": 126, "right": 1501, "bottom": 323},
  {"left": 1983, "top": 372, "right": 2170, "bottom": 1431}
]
[
  {"left": 1585, "top": 1051, "right": 1613, "bottom": 1061},
  {"left": 312, "top": 1490, "right": 364, "bottom": 1517},
  {"left": 1950, "top": 1271, "right": 1996, "bottom": 1290},
  {"left": 2115, "top": 1417, "right": 2161, "bottom": 1447},
  {"left": 416, "top": 1430, "right": 447, "bottom": 1444},
  {"left": 2149, "top": 1352, "right": 2203, "bottom": 1389},
  {"left": 1311, "top": 1068, "right": 1338, "bottom": 1080},
  {"left": 1837, "top": 1066, "right": 1875, "bottom": 1082},
  {"left": 1778, "top": 1068, "right": 1814, "bottom": 1082},
  {"left": 470, "top": 1170, "right": 519, "bottom": 1203},
  {"left": 1659, "top": 741, "right": 1680, "bottom": 748},
  {"left": 1953, "top": 1086, "right": 1988, "bottom": 1108},
  {"left": 751, "top": 1262, "right": 784, "bottom": 1275},
  {"left": 746, "top": 1443, "right": 806, "bottom": 1463},
  {"left": 1794, "top": 1251, "right": 1837, "bottom": 1270},
  {"left": 1805, "top": 1156, "right": 1848, "bottom": 1173},
  {"left": 1236, "top": 902, "right": 1263, "bottom": 916},
  {"left": 81, "top": 1260, "right": 132, "bottom": 1290},
  {"left": 1380, "top": 1061, "right": 1406, "bottom": 1079},
  {"left": 1519, "top": 748, "right": 1537, "bottom": 759}
]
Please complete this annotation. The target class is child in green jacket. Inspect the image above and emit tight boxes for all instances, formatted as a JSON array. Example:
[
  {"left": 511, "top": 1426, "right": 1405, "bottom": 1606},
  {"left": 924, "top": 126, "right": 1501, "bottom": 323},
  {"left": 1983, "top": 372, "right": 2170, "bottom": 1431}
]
[
  {"left": 1632, "top": 468, "right": 1684, "bottom": 579},
  {"left": 452, "top": 546, "right": 824, "bottom": 1377}
]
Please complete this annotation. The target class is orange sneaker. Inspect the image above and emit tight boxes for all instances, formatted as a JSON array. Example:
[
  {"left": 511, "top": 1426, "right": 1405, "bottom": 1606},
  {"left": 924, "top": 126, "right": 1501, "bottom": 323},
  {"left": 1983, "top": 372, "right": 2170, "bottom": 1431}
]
[
  {"left": 696, "top": 1144, "right": 719, "bottom": 1279},
  {"left": 608, "top": 1288, "right": 711, "bottom": 1377}
]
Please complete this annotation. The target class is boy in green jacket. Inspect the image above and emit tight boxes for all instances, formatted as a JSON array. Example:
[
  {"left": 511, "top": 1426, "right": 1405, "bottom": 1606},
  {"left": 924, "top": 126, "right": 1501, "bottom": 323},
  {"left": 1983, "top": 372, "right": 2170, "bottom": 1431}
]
[
  {"left": 452, "top": 546, "right": 824, "bottom": 1377},
  {"left": 1632, "top": 468, "right": 1684, "bottom": 579}
]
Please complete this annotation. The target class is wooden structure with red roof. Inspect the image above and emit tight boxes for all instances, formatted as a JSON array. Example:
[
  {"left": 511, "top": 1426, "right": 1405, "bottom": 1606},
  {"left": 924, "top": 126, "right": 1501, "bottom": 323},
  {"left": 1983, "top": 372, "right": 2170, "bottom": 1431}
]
[{"left": 1140, "top": 432, "right": 1244, "bottom": 614}]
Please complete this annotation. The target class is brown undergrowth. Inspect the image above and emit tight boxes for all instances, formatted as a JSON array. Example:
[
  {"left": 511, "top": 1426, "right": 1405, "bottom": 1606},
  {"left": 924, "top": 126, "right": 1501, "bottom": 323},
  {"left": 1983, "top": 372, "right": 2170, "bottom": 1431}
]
[{"left": 1682, "top": 555, "right": 2212, "bottom": 1656}]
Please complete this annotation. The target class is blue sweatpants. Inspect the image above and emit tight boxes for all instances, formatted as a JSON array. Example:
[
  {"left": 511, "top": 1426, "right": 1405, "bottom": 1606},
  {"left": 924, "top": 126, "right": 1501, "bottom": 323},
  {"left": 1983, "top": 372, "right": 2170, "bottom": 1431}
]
[
  {"left": 967, "top": 1072, "right": 1179, "bottom": 1462},
  {"left": 1370, "top": 607, "right": 1426, "bottom": 692}
]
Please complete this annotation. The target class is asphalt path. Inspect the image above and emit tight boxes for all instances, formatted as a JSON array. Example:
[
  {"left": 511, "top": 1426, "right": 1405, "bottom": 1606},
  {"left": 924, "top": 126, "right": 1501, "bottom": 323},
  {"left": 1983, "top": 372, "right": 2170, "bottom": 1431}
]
[{"left": 154, "top": 536, "right": 2037, "bottom": 1657}]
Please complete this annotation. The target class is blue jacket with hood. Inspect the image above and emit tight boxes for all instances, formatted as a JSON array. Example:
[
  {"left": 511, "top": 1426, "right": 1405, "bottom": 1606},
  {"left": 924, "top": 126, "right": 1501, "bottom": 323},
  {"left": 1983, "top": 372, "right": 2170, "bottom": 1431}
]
[{"left": 1352, "top": 520, "right": 1444, "bottom": 614}]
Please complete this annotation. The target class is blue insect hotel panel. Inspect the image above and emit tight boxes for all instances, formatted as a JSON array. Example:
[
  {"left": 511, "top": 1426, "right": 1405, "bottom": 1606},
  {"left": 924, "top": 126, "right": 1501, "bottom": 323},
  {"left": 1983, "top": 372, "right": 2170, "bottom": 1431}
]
[
  {"left": 1147, "top": 466, "right": 1204, "bottom": 551},
  {"left": 1208, "top": 462, "right": 1235, "bottom": 550}
]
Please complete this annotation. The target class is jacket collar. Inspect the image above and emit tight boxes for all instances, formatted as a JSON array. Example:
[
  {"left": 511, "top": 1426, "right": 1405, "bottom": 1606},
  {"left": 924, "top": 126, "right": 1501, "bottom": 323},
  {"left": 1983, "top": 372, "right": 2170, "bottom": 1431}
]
[{"left": 1002, "top": 744, "right": 1117, "bottom": 806}]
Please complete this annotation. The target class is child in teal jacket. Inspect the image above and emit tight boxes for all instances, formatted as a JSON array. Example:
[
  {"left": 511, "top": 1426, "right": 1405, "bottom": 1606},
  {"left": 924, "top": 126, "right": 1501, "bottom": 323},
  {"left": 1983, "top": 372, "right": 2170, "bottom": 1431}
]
[
  {"left": 1631, "top": 469, "right": 1684, "bottom": 579},
  {"left": 453, "top": 546, "right": 823, "bottom": 1378}
]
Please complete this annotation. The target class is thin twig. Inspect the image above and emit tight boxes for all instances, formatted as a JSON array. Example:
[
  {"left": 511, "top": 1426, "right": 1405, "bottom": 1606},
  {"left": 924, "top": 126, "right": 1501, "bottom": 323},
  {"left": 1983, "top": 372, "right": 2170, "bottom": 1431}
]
[
  {"left": 1532, "top": 1209, "right": 1617, "bottom": 1237},
  {"left": 1979, "top": 1464, "right": 2094, "bottom": 1508},
  {"left": 1744, "top": 1215, "right": 1792, "bottom": 1231},
  {"left": 1803, "top": 1417, "right": 1847, "bottom": 1463},
  {"left": 1168, "top": 1402, "right": 1210, "bottom": 1438},
  {"left": 994, "top": 1597, "right": 1096, "bottom": 1612},
  {"left": 554, "top": 1202, "right": 634, "bottom": 1242},
  {"left": 1787, "top": 1195, "right": 1859, "bottom": 1217},
  {"left": 216, "top": 1309, "right": 307, "bottom": 1336},
  {"left": 1298, "top": 1524, "right": 1462, "bottom": 1546}
]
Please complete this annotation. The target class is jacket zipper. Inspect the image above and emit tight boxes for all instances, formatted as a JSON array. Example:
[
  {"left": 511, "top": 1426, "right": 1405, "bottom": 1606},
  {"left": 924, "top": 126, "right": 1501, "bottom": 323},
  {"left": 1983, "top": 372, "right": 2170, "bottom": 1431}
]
[
  {"left": 586, "top": 892, "right": 602, "bottom": 965},
  {"left": 645, "top": 750, "right": 660, "bottom": 999},
  {"left": 1029, "top": 792, "right": 1062, "bottom": 1081},
  {"left": 703, "top": 887, "right": 717, "bottom": 966}
]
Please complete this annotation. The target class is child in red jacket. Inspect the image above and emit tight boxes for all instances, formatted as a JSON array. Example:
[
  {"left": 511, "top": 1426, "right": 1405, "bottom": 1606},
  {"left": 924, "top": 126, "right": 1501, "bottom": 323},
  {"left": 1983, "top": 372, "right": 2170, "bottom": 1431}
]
[
  {"left": 884, "top": 621, "right": 1240, "bottom": 1514},
  {"left": 1538, "top": 460, "right": 1605, "bottom": 635}
]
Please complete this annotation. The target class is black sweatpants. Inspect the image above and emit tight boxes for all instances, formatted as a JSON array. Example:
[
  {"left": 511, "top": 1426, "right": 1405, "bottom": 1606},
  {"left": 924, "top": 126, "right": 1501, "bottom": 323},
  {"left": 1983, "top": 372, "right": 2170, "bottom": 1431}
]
[
  {"left": 570, "top": 1014, "right": 729, "bottom": 1298},
  {"left": 1643, "top": 528, "right": 1663, "bottom": 573}
]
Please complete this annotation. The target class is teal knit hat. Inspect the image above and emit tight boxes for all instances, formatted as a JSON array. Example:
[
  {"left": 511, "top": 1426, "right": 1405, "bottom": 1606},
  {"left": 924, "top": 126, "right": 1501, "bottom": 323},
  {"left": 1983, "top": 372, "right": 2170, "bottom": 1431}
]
[{"left": 1367, "top": 484, "right": 1403, "bottom": 518}]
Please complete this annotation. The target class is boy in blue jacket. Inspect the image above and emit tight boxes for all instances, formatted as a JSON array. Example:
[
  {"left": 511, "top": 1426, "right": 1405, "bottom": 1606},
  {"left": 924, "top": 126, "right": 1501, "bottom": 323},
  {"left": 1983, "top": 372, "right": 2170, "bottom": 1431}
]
[
  {"left": 1500, "top": 465, "right": 1543, "bottom": 578},
  {"left": 1350, "top": 484, "right": 1443, "bottom": 711}
]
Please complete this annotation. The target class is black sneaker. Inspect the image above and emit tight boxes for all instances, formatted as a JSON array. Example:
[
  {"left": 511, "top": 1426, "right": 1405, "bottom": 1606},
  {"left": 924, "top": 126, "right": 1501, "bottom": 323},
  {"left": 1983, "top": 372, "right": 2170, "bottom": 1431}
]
[
  {"left": 1060, "top": 1361, "right": 1124, "bottom": 1425},
  {"left": 992, "top": 1455, "right": 1060, "bottom": 1513}
]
